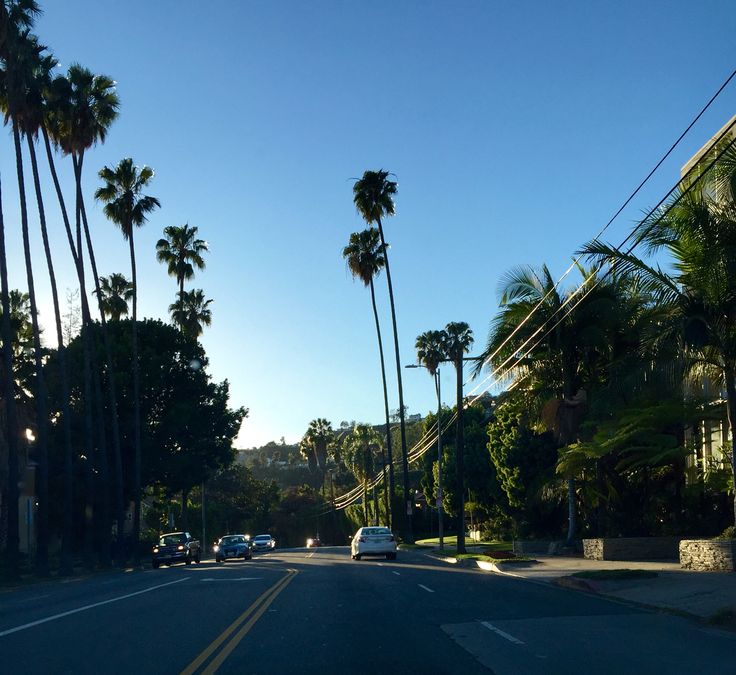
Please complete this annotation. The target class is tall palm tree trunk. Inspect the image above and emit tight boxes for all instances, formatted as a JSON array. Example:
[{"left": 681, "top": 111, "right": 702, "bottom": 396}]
[
  {"left": 26, "top": 135, "right": 75, "bottom": 575},
  {"left": 72, "top": 152, "right": 97, "bottom": 570},
  {"left": 181, "top": 488, "right": 189, "bottom": 531},
  {"left": 77, "top": 166, "right": 126, "bottom": 565},
  {"left": 13, "top": 122, "right": 50, "bottom": 575},
  {"left": 379, "top": 445, "right": 389, "bottom": 526},
  {"left": 372, "top": 484, "right": 379, "bottom": 526},
  {"left": 41, "top": 127, "right": 82, "bottom": 572},
  {"left": 369, "top": 279, "right": 394, "bottom": 529},
  {"left": 375, "top": 217, "right": 412, "bottom": 543},
  {"left": 0, "top": 176, "right": 20, "bottom": 579},
  {"left": 454, "top": 356, "right": 466, "bottom": 555},
  {"left": 129, "top": 230, "right": 143, "bottom": 563}
]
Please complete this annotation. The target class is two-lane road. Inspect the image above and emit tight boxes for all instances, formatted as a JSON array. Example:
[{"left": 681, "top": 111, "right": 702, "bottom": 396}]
[{"left": 2, "top": 547, "right": 735, "bottom": 674}]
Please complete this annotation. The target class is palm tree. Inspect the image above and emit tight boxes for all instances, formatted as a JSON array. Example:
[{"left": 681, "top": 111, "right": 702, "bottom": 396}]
[
  {"left": 156, "top": 224, "right": 208, "bottom": 298},
  {"left": 49, "top": 63, "right": 121, "bottom": 568},
  {"left": 0, "top": 0, "right": 38, "bottom": 579},
  {"left": 583, "top": 155, "right": 736, "bottom": 525},
  {"left": 95, "top": 273, "right": 133, "bottom": 321},
  {"left": 168, "top": 289, "right": 212, "bottom": 339},
  {"left": 352, "top": 169, "right": 412, "bottom": 542},
  {"left": 95, "top": 157, "right": 160, "bottom": 560},
  {"left": 442, "top": 322, "right": 473, "bottom": 554},
  {"left": 0, "top": 22, "right": 54, "bottom": 574},
  {"left": 346, "top": 424, "right": 380, "bottom": 526},
  {"left": 342, "top": 228, "right": 394, "bottom": 528},
  {"left": 304, "top": 418, "right": 334, "bottom": 486},
  {"left": 479, "top": 264, "right": 618, "bottom": 544}
]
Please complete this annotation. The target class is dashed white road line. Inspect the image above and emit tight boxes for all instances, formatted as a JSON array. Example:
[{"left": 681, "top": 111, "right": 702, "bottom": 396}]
[
  {"left": 0, "top": 577, "right": 187, "bottom": 638},
  {"left": 392, "top": 571, "right": 401, "bottom": 576},
  {"left": 418, "top": 584, "right": 435, "bottom": 593},
  {"left": 481, "top": 621, "right": 525, "bottom": 645}
]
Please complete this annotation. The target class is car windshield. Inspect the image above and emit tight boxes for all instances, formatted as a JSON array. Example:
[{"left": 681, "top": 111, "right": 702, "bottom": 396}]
[
  {"left": 254, "top": 535, "right": 271, "bottom": 541},
  {"left": 221, "top": 536, "right": 246, "bottom": 545},
  {"left": 159, "top": 533, "right": 186, "bottom": 546}
]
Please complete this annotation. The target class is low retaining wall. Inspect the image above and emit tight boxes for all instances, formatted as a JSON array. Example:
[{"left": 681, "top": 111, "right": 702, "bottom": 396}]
[
  {"left": 583, "top": 537, "right": 681, "bottom": 561},
  {"left": 679, "top": 539, "right": 736, "bottom": 571},
  {"left": 513, "top": 540, "right": 562, "bottom": 556}
]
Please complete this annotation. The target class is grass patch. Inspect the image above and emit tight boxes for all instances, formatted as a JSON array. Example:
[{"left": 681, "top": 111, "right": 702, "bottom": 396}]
[
  {"left": 707, "top": 608, "right": 736, "bottom": 626},
  {"left": 572, "top": 569, "right": 659, "bottom": 581},
  {"left": 427, "top": 549, "right": 529, "bottom": 563},
  {"left": 415, "top": 536, "right": 512, "bottom": 551},
  {"left": 398, "top": 543, "right": 432, "bottom": 550}
]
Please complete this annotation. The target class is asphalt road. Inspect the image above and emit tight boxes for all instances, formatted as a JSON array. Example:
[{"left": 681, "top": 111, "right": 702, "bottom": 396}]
[{"left": 1, "top": 547, "right": 735, "bottom": 674}]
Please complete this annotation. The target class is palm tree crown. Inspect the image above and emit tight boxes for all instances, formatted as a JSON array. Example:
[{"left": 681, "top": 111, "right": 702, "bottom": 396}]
[
  {"left": 342, "top": 228, "right": 385, "bottom": 286},
  {"left": 95, "top": 158, "right": 160, "bottom": 237},
  {"left": 415, "top": 330, "right": 446, "bottom": 376},
  {"left": 168, "top": 289, "right": 212, "bottom": 339},
  {"left": 51, "top": 63, "right": 118, "bottom": 156},
  {"left": 156, "top": 224, "right": 208, "bottom": 295},
  {"left": 95, "top": 272, "right": 133, "bottom": 321},
  {"left": 353, "top": 169, "right": 397, "bottom": 225},
  {"left": 443, "top": 322, "right": 474, "bottom": 363}
]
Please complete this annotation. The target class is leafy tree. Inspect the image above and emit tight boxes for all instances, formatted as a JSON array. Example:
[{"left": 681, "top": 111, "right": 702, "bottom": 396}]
[
  {"left": 353, "top": 169, "right": 412, "bottom": 540},
  {"left": 583, "top": 153, "right": 736, "bottom": 525},
  {"left": 343, "top": 227, "right": 394, "bottom": 528}
]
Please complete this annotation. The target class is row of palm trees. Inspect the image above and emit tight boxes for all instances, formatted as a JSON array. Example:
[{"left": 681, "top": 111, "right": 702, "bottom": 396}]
[{"left": 0, "top": 2, "right": 214, "bottom": 578}]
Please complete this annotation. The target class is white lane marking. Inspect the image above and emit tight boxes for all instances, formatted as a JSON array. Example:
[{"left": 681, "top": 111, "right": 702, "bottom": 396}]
[
  {"left": 377, "top": 563, "right": 384, "bottom": 566},
  {"left": 418, "top": 584, "right": 435, "bottom": 593},
  {"left": 200, "top": 577, "right": 262, "bottom": 582},
  {"left": 0, "top": 577, "right": 187, "bottom": 638},
  {"left": 392, "top": 571, "right": 401, "bottom": 576},
  {"left": 481, "top": 621, "right": 525, "bottom": 645}
]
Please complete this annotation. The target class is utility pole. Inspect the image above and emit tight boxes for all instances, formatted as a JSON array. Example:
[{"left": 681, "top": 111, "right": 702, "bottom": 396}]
[
  {"left": 201, "top": 481, "right": 206, "bottom": 557},
  {"left": 435, "top": 368, "right": 444, "bottom": 551}
]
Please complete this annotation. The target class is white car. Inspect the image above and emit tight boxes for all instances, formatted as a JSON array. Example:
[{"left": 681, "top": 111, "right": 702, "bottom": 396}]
[
  {"left": 252, "top": 534, "right": 276, "bottom": 551},
  {"left": 351, "top": 526, "right": 397, "bottom": 560}
]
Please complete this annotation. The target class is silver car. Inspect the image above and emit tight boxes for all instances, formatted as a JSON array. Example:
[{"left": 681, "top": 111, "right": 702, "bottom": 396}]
[
  {"left": 251, "top": 534, "right": 276, "bottom": 552},
  {"left": 214, "top": 534, "right": 252, "bottom": 562},
  {"left": 351, "top": 526, "right": 397, "bottom": 560}
]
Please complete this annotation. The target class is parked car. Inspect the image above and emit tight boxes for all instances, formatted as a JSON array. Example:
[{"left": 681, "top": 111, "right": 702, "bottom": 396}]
[
  {"left": 214, "top": 534, "right": 252, "bottom": 562},
  {"left": 152, "top": 531, "right": 201, "bottom": 568},
  {"left": 251, "top": 534, "right": 276, "bottom": 551},
  {"left": 306, "top": 536, "right": 322, "bottom": 548},
  {"left": 351, "top": 526, "right": 397, "bottom": 560}
]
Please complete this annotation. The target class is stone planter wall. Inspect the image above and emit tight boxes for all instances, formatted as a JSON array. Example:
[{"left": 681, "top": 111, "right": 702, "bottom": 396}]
[
  {"left": 582, "top": 537, "right": 681, "bottom": 561},
  {"left": 679, "top": 539, "right": 736, "bottom": 571}
]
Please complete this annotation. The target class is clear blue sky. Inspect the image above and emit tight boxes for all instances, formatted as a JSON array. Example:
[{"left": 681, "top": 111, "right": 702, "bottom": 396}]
[{"left": 3, "top": 1, "right": 735, "bottom": 447}]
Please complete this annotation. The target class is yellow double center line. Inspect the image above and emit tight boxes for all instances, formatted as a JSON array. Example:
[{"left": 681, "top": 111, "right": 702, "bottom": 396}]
[{"left": 181, "top": 569, "right": 298, "bottom": 675}]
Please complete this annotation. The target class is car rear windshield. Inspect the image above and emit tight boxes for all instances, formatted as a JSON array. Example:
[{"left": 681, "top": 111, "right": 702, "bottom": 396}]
[
  {"left": 159, "top": 533, "right": 186, "bottom": 546},
  {"left": 362, "top": 528, "right": 391, "bottom": 536}
]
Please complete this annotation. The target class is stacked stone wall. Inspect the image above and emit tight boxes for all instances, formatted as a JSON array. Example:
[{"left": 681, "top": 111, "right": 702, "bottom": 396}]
[
  {"left": 582, "top": 537, "right": 681, "bottom": 561},
  {"left": 679, "top": 539, "right": 736, "bottom": 571}
]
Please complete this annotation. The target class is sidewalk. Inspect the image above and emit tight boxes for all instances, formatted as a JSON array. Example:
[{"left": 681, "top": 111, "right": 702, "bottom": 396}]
[{"left": 428, "top": 549, "right": 736, "bottom": 622}]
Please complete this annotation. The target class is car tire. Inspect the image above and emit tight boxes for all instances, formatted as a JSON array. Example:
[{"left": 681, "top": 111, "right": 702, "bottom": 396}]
[
  {"left": 185, "top": 553, "right": 192, "bottom": 565},
  {"left": 195, "top": 553, "right": 201, "bottom": 564},
  {"left": 354, "top": 554, "right": 362, "bottom": 561},
  {"left": 152, "top": 560, "right": 159, "bottom": 569},
  {"left": 387, "top": 553, "right": 396, "bottom": 560}
]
